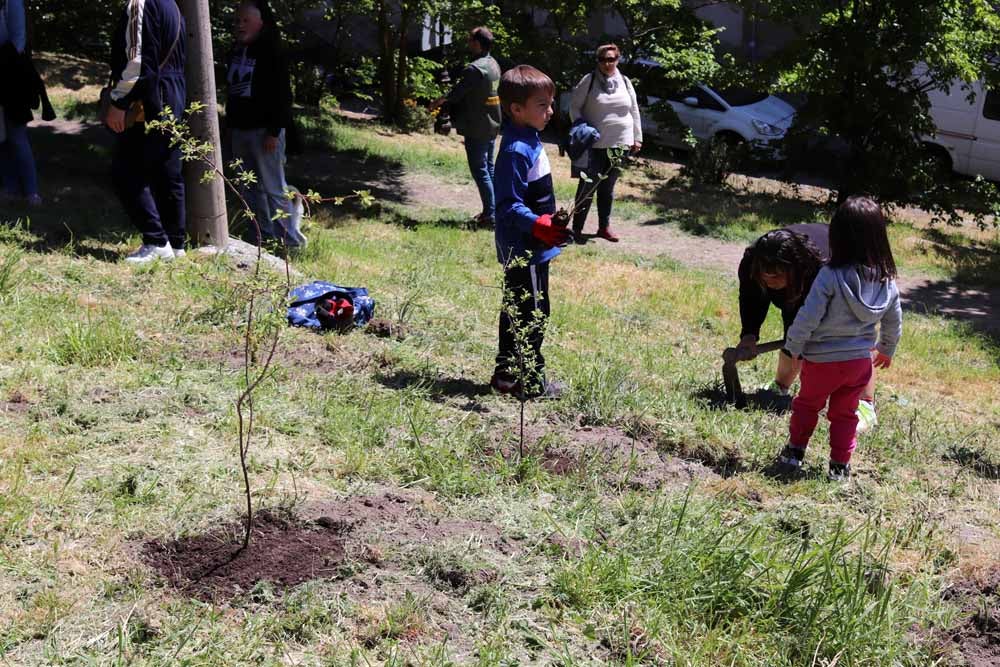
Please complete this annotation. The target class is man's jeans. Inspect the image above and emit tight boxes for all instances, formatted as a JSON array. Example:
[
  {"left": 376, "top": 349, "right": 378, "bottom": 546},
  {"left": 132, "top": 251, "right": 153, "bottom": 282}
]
[
  {"left": 231, "top": 128, "right": 304, "bottom": 246},
  {"left": 464, "top": 137, "right": 496, "bottom": 220},
  {"left": 0, "top": 119, "right": 38, "bottom": 198}
]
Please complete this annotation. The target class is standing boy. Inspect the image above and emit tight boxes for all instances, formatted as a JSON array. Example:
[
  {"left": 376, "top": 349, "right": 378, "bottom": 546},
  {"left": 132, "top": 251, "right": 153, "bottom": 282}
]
[
  {"left": 431, "top": 27, "right": 502, "bottom": 227},
  {"left": 490, "top": 65, "right": 571, "bottom": 398}
]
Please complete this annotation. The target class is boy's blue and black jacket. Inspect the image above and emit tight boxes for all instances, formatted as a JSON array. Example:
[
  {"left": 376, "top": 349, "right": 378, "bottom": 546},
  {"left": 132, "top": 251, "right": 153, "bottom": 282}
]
[{"left": 494, "top": 124, "right": 559, "bottom": 266}]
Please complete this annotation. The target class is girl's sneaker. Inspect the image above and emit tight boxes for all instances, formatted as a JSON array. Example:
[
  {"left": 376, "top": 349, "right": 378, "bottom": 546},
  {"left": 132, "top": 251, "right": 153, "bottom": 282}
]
[
  {"left": 856, "top": 400, "right": 877, "bottom": 433},
  {"left": 828, "top": 461, "right": 852, "bottom": 482},
  {"left": 777, "top": 445, "right": 806, "bottom": 471},
  {"left": 762, "top": 380, "right": 791, "bottom": 397}
]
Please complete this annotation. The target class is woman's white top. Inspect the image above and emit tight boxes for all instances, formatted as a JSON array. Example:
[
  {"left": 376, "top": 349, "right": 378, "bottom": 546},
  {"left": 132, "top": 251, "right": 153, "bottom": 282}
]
[{"left": 569, "top": 70, "right": 642, "bottom": 149}]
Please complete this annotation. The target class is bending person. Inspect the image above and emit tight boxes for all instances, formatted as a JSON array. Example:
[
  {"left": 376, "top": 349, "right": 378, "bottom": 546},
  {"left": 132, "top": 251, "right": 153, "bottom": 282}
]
[
  {"left": 567, "top": 43, "right": 641, "bottom": 244},
  {"left": 737, "top": 223, "right": 878, "bottom": 430}
]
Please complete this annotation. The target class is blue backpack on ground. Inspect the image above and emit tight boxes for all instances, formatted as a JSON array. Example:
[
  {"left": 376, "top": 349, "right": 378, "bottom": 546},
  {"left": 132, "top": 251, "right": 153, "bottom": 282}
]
[{"left": 287, "top": 281, "right": 375, "bottom": 330}]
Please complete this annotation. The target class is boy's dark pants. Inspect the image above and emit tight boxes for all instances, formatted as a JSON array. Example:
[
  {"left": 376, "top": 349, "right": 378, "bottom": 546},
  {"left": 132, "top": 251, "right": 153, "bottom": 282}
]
[
  {"left": 495, "top": 260, "right": 550, "bottom": 389},
  {"left": 112, "top": 124, "right": 187, "bottom": 250}
]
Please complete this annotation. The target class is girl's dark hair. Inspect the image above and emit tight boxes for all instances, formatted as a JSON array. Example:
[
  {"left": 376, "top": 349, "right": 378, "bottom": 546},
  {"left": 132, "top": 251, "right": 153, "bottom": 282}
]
[
  {"left": 749, "top": 229, "right": 825, "bottom": 305},
  {"left": 828, "top": 196, "right": 897, "bottom": 281}
]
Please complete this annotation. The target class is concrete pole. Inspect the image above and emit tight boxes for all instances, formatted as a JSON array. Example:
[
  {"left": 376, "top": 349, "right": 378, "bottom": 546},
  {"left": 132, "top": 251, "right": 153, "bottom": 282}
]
[{"left": 180, "top": 0, "right": 229, "bottom": 249}]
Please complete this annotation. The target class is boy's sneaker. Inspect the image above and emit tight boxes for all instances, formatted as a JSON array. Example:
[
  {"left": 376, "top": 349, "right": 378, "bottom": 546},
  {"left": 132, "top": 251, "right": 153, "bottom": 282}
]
[
  {"left": 827, "top": 461, "right": 852, "bottom": 482},
  {"left": 125, "top": 243, "right": 175, "bottom": 263},
  {"left": 490, "top": 374, "right": 519, "bottom": 395},
  {"left": 777, "top": 445, "right": 806, "bottom": 471},
  {"left": 856, "top": 400, "right": 877, "bottom": 433}
]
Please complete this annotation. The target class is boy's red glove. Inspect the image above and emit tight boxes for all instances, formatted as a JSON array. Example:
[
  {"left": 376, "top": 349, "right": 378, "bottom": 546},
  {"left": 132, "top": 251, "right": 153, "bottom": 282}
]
[{"left": 531, "top": 214, "right": 571, "bottom": 247}]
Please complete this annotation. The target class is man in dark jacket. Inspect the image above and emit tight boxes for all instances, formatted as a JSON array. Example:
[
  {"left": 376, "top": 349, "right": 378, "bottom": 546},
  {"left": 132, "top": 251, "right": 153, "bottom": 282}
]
[
  {"left": 107, "top": 0, "right": 187, "bottom": 263},
  {"left": 431, "top": 26, "right": 501, "bottom": 227},
  {"left": 226, "top": 0, "right": 304, "bottom": 247}
]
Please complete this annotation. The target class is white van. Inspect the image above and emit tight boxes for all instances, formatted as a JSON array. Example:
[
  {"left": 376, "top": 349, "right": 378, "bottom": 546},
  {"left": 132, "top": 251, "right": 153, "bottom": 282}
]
[{"left": 925, "top": 81, "right": 1000, "bottom": 181}]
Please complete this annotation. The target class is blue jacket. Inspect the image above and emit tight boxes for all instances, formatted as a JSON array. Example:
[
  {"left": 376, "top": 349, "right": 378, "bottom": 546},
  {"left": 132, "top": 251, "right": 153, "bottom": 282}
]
[
  {"left": 567, "top": 118, "right": 600, "bottom": 161},
  {"left": 785, "top": 265, "right": 902, "bottom": 363},
  {"left": 494, "top": 124, "right": 559, "bottom": 265}
]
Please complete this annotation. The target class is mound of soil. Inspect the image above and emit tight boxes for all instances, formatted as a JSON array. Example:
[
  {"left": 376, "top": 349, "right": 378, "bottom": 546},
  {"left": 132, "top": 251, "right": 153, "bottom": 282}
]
[
  {"left": 516, "top": 425, "right": 720, "bottom": 491},
  {"left": 141, "top": 489, "right": 514, "bottom": 603},
  {"left": 142, "top": 510, "right": 345, "bottom": 601},
  {"left": 942, "top": 569, "right": 1000, "bottom": 666}
]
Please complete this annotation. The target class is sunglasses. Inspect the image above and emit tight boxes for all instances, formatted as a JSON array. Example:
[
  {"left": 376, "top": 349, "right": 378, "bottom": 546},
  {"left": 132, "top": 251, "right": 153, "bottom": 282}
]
[{"left": 598, "top": 57, "right": 619, "bottom": 63}]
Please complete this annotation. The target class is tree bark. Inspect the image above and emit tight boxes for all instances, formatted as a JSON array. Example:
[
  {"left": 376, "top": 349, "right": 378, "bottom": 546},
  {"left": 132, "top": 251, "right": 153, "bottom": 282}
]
[{"left": 179, "top": 0, "right": 229, "bottom": 249}]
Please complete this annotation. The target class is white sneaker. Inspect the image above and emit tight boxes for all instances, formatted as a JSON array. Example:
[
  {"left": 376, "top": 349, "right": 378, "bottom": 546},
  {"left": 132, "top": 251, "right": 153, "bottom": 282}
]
[
  {"left": 856, "top": 400, "right": 878, "bottom": 433},
  {"left": 125, "top": 243, "right": 175, "bottom": 264},
  {"left": 173, "top": 248, "right": 186, "bottom": 258}
]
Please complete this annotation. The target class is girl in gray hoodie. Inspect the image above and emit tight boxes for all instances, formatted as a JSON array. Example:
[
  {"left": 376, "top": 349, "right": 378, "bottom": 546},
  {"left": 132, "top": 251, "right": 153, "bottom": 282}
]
[{"left": 778, "top": 197, "right": 903, "bottom": 481}]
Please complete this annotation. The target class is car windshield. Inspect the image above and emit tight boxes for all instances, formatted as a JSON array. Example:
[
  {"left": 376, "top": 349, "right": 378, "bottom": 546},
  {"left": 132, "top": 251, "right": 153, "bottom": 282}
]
[{"left": 716, "top": 89, "right": 769, "bottom": 107}]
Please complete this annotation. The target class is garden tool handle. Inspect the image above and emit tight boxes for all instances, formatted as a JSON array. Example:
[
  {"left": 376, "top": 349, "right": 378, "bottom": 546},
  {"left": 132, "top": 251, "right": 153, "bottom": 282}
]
[{"left": 722, "top": 339, "right": 786, "bottom": 364}]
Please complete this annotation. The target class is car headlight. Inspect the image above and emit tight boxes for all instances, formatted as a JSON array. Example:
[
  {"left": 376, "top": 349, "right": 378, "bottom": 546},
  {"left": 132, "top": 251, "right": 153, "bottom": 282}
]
[{"left": 752, "top": 119, "right": 784, "bottom": 137}]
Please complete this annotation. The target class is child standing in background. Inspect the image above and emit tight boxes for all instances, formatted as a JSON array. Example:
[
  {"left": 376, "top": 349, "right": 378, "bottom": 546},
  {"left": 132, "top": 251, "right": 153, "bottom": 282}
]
[
  {"left": 778, "top": 196, "right": 902, "bottom": 481},
  {"left": 490, "top": 64, "right": 571, "bottom": 399}
]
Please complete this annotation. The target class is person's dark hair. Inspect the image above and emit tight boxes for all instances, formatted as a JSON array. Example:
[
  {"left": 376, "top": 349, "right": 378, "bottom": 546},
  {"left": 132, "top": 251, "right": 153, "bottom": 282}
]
[
  {"left": 499, "top": 65, "right": 554, "bottom": 116},
  {"left": 470, "top": 26, "right": 494, "bottom": 51},
  {"left": 828, "top": 196, "right": 897, "bottom": 281},
  {"left": 749, "top": 229, "right": 825, "bottom": 305}
]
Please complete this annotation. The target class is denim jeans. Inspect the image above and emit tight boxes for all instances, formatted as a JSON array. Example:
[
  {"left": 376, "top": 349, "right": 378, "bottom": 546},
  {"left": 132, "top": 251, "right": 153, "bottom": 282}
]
[
  {"left": 464, "top": 137, "right": 496, "bottom": 219},
  {"left": 0, "top": 118, "right": 39, "bottom": 197},
  {"left": 231, "top": 128, "right": 303, "bottom": 246}
]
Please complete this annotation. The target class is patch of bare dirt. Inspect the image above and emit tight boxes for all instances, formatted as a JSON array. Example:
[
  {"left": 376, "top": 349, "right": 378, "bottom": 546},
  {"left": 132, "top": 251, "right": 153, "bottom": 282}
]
[
  {"left": 0, "top": 390, "right": 32, "bottom": 414},
  {"left": 940, "top": 568, "right": 1000, "bottom": 667},
  {"left": 140, "top": 489, "right": 515, "bottom": 603},
  {"left": 507, "top": 424, "right": 720, "bottom": 491}
]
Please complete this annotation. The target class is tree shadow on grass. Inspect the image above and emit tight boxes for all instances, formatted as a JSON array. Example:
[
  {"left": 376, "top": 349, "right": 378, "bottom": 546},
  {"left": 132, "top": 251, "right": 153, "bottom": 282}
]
[
  {"left": 635, "top": 180, "right": 823, "bottom": 239},
  {"left": 0, "top": 119, "right": 132, "bottom": 260},
  {"left": 376, "top": 369, "right": 492, "bottom": 412}
]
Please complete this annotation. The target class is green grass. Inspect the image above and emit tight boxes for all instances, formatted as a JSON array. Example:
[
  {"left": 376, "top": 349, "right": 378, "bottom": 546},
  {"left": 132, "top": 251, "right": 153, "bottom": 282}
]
[{"left": 1, "top": 101, "right": 999, "bottom": 665}]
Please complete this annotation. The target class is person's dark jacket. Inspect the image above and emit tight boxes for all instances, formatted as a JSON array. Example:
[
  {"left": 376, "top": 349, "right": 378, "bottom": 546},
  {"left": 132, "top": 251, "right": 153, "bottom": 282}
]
[
  {"left": 738, "top": 222, "right": 830, "bottom": 339},
  {"left": 447, "top": 53, "right": 501, "bottom": 141},
  {"left": 225, "top": 31, "right": 292, "bottom": 137},
  {"left": 109, "top": 0, "right": 186, "bottom": 122}
]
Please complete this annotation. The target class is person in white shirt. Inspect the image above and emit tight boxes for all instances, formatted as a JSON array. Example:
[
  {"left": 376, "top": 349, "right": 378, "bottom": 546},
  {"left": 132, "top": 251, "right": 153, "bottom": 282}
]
[{"left": 568, "top": 44, "right": 642, "bottom": 243}]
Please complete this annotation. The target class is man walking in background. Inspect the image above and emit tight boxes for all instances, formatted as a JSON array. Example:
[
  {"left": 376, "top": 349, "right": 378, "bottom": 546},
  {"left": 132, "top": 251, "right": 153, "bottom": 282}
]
[
  {"left": 226, "top": 0, "right": 305, "bottom": 248},
  {"left": 431, "top": 26, "right": 501, "bottom": 228}
]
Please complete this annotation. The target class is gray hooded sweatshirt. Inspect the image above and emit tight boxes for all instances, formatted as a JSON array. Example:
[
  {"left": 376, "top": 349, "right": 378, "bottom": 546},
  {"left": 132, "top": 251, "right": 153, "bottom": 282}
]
[{"left": 784, "top": 265, "right": 902, "bottom": 363}]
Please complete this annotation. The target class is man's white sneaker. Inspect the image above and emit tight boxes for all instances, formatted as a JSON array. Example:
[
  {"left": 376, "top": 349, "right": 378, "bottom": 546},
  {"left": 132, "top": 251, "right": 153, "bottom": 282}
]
[
  {"left": 856, "top": 399, "right": 878, "bottom": 433},
  {"left": 125, "top": 244, "right": 175, "bottom": 264},
  {"left": 173, "top": 248, "right": 186, "bottom": 258}
]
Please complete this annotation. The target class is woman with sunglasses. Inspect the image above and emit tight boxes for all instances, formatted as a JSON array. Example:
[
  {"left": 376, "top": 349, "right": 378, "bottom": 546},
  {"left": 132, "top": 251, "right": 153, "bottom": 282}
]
[
  {"left": 737, "top": 223, "right": 879, "bottom": 431},
  {"left": 568, "top": 44, "right": 642, "bottom": 244}
]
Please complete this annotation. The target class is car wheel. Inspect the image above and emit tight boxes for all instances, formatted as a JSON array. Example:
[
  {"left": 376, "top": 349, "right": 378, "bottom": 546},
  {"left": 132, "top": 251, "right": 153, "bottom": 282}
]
[{"left": 922, "top": 143, "right": 953, "bottom": 181}]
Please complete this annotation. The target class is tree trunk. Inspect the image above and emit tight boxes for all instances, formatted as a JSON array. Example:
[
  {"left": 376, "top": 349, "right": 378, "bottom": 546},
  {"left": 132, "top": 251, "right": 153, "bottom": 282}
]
[
  {"left": 395, "top": 8, "right": 410, "bottom": 115},
  {"left": 378, "top": 0, "right": 398, "bottom": 122},
  {"left": 179, "top": 0, "right": 228, "bottom": 249}
]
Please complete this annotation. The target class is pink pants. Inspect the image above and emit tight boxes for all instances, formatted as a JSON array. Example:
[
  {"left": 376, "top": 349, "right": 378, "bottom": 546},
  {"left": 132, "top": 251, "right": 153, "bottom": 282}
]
[{"left": 789, "top": 358, "right": 873, "bottom": 464}]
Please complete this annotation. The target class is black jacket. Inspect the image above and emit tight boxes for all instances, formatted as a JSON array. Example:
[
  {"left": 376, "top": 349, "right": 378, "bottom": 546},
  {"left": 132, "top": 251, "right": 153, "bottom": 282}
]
[
  {"left": 225, "top": 32, "right": 292, "bottom": 137},
  {"left": 108, "top": 0, "right": 186, "bottom": 121},
  {"left": 738, "top": 222, "right": 830, "bottom": 339}
]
